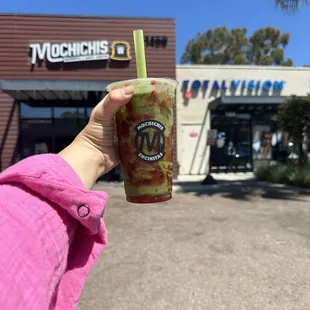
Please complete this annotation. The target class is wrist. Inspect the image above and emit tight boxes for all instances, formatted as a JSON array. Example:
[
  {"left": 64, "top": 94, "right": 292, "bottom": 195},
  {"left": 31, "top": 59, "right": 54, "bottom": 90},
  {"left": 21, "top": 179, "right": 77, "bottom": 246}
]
[
  {"left": 74, "top": 136, "right": 106, "bottom": 175},
  {"left": 58, "top": 138, "right": 105, "bottom": 189}
]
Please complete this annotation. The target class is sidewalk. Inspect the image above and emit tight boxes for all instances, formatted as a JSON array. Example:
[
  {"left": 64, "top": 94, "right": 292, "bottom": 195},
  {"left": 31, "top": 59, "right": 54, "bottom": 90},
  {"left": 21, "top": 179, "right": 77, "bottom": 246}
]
[
  {"left": 175, "top": 173, "right": 255, "bottom": 182},
  {"left": 93, "top": 173, "right": 255, "bottom": 192},
  {"left": 93, "top": 173, "right": 310, "bottom": 200},
  {"left": 173, "top": 173, "right": 255, "bottom": 192}
]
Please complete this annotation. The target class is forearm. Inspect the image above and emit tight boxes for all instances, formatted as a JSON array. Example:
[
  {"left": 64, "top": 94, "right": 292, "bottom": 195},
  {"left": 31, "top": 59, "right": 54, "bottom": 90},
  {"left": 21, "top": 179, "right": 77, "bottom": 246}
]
[{"left": 58, "top": 138, "right": 105, "bottom": 190}]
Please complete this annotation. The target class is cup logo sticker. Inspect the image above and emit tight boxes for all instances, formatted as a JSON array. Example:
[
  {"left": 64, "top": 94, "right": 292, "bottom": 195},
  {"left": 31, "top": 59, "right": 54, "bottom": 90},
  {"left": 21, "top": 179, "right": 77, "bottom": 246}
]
[{"left": 135, "top": 120, "right": 166, "bottom": 162}]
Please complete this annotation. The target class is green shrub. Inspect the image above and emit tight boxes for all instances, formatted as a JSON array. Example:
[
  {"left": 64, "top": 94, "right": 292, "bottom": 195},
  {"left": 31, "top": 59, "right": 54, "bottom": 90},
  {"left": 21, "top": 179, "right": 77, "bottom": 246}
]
[
  {"left": 289, "top": 165, "right": 310, "bottom": 188},
  {"left": 269, "top": 164, "right": 292, "bottom": 184},
  {"left": 255, "top": 166, "right": 271, "bottom": 181},
  {"left": 255, "top": 164, "right": 310, "bottom": 188}
]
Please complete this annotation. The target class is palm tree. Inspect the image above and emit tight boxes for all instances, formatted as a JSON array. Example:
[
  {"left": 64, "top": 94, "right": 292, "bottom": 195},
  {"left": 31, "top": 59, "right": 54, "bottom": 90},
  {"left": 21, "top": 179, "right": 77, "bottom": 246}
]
[{"left": 275, "top": 0, "right": 308, "bottom": 12}]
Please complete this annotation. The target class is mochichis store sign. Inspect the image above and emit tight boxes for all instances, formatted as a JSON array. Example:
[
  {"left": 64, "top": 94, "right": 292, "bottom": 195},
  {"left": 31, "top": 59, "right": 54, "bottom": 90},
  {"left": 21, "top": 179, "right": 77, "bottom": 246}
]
[
  {"left": 29, "top": 40, "right": 131, "bottom": 64},
  {"left": 183, "top": 79, "right": 285, "bottom": 92}
]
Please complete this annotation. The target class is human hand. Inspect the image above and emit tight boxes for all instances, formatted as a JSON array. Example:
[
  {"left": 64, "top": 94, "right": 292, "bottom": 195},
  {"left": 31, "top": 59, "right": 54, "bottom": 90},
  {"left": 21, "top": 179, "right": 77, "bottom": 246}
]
[
  {"left": 59, "top": 85, "right": 134, "bottom": 189},
  {"left": 78, "top": 85, "right": 134, "bottom": 173}
]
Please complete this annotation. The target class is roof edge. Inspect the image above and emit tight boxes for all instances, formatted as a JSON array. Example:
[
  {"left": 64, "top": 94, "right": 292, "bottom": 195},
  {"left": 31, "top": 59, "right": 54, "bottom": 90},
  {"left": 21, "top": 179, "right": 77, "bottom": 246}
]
[
  {"left": 176, "top": 64, "right": 310, "bottom": 71},
  {"left": 0, "top": 12, "right": 175, "bottom": 20}
]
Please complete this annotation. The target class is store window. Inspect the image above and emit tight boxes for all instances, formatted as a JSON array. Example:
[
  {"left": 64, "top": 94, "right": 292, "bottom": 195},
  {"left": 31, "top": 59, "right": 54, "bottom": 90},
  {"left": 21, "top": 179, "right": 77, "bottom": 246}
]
[
  {"left": 19, "top": 104, "right": 91, "bottom": 158},
  {"left": 210, "top": 114, "right": 252, "bottom": 172},
  {"left": 53, "top": 107, "right": 87, "bottom": 153},
  {"left": 20, "top": 103, "right": 52, "bottom": 119},
  {"left": 20, "top": 119, "right": 53, "bottom": 158},
  {"left": 54, "top": 107, "right": 85, "bottom": 118},
  {"left": 87, "top": 107, "right": 93, "bottom": 117},
  {"left": 252, "top": 125, "right": 272, "bottom": 160}
]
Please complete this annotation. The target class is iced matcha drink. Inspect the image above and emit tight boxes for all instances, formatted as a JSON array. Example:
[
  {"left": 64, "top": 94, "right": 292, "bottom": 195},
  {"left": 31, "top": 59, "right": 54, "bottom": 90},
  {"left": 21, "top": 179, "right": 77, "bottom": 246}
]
[{"left": 106, "top": 78, "right": 178, "bottom": 203}]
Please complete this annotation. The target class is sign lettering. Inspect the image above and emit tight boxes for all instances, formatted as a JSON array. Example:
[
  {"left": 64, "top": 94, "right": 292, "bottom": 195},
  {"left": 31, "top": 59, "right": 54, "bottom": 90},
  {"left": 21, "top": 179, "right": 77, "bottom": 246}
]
[
  {"left": 29, "top": 40, "right": 131, "bottom": 65},
  {"left": 183, "top": 79, "right": 285, "bottom": 91},
  {"left": 138, "top": 132, "right": 161, "bottom": 152},
  {"left": 144, "top": 36, "right": 168, "bottom": 48},
  {"left": 135, "top": 120, "right": 166, "bottom": 162}
]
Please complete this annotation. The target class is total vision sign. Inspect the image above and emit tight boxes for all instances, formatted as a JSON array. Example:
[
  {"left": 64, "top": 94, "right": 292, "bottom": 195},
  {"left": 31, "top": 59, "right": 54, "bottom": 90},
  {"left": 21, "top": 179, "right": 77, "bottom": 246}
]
[
  {"left": 183, "top": 79, "right": 285, "bottom": 98},
  {"left": 29, "top": 40, "right": 131, "bottom": 65}
]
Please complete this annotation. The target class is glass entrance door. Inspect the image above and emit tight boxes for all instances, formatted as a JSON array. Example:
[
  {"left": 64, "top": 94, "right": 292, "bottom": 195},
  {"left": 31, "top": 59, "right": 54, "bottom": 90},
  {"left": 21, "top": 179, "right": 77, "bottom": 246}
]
[{"left": 210, "top": 115, "right": 252, "bottom": 172}]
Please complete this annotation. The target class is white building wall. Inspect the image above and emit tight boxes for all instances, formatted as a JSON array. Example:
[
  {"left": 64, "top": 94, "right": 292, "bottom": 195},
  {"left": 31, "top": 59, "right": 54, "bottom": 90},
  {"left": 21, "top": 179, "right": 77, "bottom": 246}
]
[{"left": 176, "top": 65, "right": 310, "bottom": 175}]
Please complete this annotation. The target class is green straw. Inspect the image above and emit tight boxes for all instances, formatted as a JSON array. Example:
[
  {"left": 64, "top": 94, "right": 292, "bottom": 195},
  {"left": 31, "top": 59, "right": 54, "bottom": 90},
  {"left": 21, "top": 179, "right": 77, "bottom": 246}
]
[{"left": 133, "top": 29, "right": 147, "bottom": 78}]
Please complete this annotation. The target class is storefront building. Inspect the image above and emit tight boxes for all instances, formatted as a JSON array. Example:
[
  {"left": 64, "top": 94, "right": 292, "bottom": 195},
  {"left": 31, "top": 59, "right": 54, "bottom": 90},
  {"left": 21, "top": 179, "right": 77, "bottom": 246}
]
[
  {"left": 0, "top": 14, "right": 176, "bottom": 177},
  {"left": 176, "top": 65, "right": 310, "bottom": 175}
]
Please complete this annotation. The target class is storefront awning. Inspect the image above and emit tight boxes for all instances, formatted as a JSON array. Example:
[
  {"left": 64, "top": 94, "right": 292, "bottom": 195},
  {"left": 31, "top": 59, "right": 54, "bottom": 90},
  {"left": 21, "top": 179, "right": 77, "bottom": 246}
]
[
  {"left": 0, "top": 79, "right": 114, "bottom": 106},
  {"left": 209, "top": 95, "right": 290, "bottom": 111}
]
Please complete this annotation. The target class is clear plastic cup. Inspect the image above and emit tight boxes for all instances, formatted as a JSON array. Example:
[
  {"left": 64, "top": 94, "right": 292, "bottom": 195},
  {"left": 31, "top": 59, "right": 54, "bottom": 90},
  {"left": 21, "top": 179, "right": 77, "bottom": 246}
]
[{"left": 106, "top": 78, "right": 178, "bottom": 203}]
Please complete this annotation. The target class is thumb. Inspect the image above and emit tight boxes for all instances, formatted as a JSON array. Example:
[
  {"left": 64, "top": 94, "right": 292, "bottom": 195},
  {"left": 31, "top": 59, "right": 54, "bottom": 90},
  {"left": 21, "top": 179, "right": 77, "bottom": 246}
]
[{"left": 91, "top": 85, "right": 134, "bottom": 122}]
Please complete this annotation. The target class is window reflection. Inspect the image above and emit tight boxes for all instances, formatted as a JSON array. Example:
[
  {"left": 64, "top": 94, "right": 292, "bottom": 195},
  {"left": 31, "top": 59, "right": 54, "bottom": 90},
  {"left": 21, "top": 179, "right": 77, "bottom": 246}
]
[
  {"left": 20, "top": 105, "right": 90, "bottom": 158},
  {"left": 54, "top": 107, "right": 84, "bottom": 118},
  {"left": 54, "top": 108, "right": 79, "bottom": 141},
  {"left": 252, "top": 125, "right": 272, "bottom": 160},
  {"left": 78, "top": 108, "right": 85, "bottom": 118},
  {"left": 20, "top": 119, "right": 53, "bottom": 158},
  {"left": 20, "top": 103, "right": 52, "bottom": 119},
  {"left": 86, "top": 108, "right": 93, "bottom": 117}
]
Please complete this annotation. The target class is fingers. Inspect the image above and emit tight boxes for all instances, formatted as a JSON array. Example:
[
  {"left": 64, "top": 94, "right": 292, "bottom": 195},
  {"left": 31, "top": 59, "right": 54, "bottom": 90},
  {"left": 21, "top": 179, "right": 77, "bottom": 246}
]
[
  {"left": 91, "top": 85, "right": 134, "bottom": 122},
  {"left": 108, "top": 85, "right": 134, "bottom": 105}
]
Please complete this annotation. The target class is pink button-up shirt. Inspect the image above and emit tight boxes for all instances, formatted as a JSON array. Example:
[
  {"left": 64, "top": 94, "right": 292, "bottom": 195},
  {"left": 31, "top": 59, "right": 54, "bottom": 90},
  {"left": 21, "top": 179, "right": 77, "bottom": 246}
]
[{"left": 0, "top": 154, "right": 108, "bottom": 309}]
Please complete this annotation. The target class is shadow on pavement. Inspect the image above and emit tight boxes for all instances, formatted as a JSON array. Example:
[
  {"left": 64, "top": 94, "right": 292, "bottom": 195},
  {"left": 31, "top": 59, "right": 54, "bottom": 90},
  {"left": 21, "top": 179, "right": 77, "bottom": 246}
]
[{"left": 175, "top": 179, "right": 310, "bottom": 202}]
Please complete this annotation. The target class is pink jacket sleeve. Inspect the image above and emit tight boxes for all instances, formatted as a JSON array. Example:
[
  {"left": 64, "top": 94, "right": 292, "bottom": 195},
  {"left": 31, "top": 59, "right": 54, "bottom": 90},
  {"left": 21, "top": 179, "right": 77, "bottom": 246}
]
[{"left": 0, "top": 154, "right": 108, "bottom": 310}]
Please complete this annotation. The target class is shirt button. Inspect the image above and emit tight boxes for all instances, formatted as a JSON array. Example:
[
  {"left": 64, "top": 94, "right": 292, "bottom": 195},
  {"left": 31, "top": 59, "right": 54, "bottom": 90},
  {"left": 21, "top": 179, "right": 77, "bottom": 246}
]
[{"left": 77, "top": 204, "right": 90, "bottom": 218}]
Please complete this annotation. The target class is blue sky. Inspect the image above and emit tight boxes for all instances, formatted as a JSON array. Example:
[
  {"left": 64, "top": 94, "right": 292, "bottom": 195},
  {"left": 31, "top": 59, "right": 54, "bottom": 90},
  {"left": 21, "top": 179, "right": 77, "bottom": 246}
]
[{"left": 1, "top": 0, "right": 310, "bottom": 66}]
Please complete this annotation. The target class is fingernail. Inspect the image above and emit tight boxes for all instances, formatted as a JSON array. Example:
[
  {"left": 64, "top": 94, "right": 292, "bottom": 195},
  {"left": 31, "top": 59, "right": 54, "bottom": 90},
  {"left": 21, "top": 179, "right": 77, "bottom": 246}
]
[{"left": 124, "top": 85, "right": 134, "bottom": 95}]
